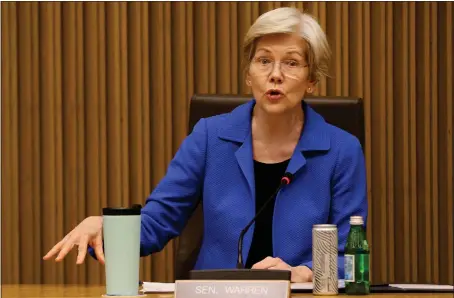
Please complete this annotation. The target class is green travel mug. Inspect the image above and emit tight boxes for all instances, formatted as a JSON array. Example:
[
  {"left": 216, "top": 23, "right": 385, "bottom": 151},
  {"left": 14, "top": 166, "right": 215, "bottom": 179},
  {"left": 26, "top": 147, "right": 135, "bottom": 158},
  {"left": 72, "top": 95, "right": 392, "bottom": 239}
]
[{"left": 103, "top": 206, "right": 141, "bottom": 296}]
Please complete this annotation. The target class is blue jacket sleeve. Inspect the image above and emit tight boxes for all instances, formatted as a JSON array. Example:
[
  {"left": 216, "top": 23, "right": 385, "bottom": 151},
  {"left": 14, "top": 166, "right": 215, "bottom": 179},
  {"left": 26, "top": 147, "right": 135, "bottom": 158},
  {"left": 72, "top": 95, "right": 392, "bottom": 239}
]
[
  {"left": 139, "top": 118, "right": 208, "bottom": 256},
  {"left": 88, "top": 118, "right": 207, "bottom": 260},
  {"left": 301, "top": 137, "right": 368, "bottom": 278}
]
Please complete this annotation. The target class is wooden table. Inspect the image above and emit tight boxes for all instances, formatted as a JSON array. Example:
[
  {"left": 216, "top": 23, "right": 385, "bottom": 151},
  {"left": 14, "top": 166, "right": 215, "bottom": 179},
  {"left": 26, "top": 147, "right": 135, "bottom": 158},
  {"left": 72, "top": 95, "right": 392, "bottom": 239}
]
[{"left": 1, "top": 285, "right": 452, "bottom": 298}]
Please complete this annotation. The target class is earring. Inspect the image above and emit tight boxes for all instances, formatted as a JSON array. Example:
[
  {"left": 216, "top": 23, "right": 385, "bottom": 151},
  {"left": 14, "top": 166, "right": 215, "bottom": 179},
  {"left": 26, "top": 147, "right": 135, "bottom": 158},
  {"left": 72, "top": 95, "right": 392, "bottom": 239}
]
[{"left": 308, "top": 87, "right": 312, "bottom": 93}]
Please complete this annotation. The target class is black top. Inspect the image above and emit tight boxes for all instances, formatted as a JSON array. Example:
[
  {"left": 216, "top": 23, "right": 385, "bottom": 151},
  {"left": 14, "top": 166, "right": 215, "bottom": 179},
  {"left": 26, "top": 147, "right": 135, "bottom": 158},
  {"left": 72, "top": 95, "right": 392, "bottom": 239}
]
[
  {"left": 245, "top": 159, "right": 290, "bottom": 269},
  {"left": 102, "top": 204, "right": 142, "bottom": 216}
]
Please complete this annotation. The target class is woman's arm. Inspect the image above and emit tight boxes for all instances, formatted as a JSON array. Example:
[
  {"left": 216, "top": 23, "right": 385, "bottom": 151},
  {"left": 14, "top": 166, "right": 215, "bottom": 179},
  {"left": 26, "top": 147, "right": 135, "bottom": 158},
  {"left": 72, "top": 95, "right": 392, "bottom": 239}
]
[
  {"left": 88, "top": 118, "right": 208, "bottom": 259},
  {"left": 139, "top": 118, "right": 208, "bottom": 255}
]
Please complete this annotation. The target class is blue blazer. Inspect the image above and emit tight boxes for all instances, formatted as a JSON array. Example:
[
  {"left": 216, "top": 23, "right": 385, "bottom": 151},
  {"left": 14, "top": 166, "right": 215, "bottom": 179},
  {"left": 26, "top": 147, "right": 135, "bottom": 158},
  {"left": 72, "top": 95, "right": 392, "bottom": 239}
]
[{"left": 126, "top": 100, "right": 367, "bottom": 277}]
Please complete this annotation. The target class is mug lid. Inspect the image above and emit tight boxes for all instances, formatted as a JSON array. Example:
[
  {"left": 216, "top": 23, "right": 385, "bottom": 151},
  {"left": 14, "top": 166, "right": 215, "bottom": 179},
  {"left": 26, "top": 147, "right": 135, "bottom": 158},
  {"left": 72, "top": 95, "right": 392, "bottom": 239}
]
[{"left": 103, "top": 205, "right": 141, "bottom": 216}]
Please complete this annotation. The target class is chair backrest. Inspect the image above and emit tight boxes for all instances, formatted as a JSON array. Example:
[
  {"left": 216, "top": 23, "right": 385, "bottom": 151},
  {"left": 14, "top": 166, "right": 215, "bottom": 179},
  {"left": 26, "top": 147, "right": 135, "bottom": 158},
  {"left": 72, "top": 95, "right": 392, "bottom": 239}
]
[{"left": 174, "top": 94, "right": 365, "bottom": 280}]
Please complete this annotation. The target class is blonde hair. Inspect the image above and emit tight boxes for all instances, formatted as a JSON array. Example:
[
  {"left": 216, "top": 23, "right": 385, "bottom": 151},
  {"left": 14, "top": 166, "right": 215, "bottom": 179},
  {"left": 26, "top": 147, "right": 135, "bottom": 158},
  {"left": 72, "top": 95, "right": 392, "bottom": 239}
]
[{"left": 243, "top": 7, "right": 331, "bottom": 83}]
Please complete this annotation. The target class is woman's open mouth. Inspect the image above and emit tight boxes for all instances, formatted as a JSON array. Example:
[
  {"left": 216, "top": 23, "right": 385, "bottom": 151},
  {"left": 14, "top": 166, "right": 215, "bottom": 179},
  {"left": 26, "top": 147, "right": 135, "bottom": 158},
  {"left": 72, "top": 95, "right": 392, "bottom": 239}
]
[{"left": 265, "top": 89, "right": 284, "bottom": 101}]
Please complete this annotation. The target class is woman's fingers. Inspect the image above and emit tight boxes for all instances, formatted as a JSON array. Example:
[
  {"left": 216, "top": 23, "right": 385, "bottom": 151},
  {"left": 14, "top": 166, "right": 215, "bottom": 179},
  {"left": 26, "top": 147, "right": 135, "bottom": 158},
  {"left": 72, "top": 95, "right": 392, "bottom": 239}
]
[
  {"left": 76, "top": 235, "right": 89, "bottom": 264},
  {"left": 251, "top": 257, "right": 281, "bottom": 269},
  {"left": 269, "top": 263, "right": 291, "bottom": 270},
  {"left": 43, "top": 234, "right": 70, "bottom": 260},
  {"left": 92, "top": 233, "right": 105, "bottom": 265},
  {"left": 55, "top": 234, "right": 77, "bottom": 262},
  {"left": 290, "top": 266, "right": 313, "bottom": 283}
]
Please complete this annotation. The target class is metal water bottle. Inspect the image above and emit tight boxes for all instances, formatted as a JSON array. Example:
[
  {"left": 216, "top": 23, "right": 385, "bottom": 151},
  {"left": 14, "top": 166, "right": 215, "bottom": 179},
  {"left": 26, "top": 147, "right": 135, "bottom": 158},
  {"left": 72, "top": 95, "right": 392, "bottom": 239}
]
[{"left": 103, "top": 205, "right": 142, "bottom": 296}]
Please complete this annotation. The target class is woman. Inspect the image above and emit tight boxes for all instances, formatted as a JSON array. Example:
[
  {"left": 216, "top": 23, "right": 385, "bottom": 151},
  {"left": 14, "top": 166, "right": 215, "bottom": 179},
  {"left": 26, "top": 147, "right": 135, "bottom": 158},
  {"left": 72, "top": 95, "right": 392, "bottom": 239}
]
[{"left": 44, "top": 7, "right": 367, "bottom": 283}]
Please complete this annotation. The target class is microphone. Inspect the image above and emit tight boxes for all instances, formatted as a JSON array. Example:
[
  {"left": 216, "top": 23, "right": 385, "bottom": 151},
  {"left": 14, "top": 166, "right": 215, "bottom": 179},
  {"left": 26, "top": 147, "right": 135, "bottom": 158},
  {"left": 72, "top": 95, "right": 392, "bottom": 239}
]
[
  {"left": 189, "top": 172, "right": 294, "bottom": 281},
  {"left": 236, "top": 172, "right": 293, "bottom": 269}
]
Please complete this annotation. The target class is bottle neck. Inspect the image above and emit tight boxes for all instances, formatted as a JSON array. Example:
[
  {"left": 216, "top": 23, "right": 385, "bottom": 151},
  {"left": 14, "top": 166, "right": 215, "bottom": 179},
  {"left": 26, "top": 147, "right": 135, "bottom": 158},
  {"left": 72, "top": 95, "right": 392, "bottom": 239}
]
[
  {"left": 350, "top": 224, "right": 364, "bottom": 230},
  {"left": 347, "top": 224, "right": 368, "bottom": 249}
]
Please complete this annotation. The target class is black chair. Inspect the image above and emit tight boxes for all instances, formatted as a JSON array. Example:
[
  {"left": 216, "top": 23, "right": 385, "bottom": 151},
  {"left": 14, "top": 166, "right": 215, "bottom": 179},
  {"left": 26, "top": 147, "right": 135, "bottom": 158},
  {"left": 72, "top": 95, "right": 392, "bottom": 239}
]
[{"left": 174, "top": 94, "right": 365, "bottom": 280}]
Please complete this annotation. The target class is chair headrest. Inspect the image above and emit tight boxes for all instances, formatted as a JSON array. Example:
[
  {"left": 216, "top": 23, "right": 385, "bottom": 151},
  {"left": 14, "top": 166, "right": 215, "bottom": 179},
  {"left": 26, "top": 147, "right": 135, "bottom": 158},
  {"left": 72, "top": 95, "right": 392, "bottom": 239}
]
[{"left": 188, "top": 94, "right": 365, "bottom": 149}]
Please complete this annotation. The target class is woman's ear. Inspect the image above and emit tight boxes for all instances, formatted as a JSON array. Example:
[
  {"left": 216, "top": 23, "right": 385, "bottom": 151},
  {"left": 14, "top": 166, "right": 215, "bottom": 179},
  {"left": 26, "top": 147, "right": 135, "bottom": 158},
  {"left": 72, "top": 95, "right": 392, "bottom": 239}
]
[
  {"left": 246, "top": 74, "right": 252, "bottom": 86},
  {"left": 307, "top": 81, "right": 316, "bottom": 94}
]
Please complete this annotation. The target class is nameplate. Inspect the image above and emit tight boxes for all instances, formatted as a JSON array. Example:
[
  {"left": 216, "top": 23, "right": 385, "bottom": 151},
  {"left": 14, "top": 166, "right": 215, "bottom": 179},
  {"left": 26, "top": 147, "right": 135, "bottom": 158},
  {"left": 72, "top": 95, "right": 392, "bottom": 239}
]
[{"left": 175, "top": 280, "right": 290, "bottom": 298}]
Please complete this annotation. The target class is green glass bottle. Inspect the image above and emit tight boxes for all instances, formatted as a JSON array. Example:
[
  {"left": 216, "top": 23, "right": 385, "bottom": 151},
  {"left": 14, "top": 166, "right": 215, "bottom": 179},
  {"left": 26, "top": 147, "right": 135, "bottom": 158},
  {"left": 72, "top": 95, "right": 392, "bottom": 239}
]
[{"left": 344, "top": 216, "right": 370, "bottom": 295}]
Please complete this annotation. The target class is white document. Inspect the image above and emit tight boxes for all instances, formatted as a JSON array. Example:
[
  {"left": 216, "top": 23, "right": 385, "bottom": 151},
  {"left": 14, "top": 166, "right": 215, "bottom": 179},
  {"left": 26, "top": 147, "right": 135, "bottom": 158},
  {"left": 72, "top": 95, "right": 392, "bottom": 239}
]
[
  {"left": 390, "top": 284, "right": 453, "bottom": 291},
  {"left": 141, "top": 282, "right": 175, "bottom": 293},
  {"left": 291, "top": 279, "right": 345, "bottom": 290}
]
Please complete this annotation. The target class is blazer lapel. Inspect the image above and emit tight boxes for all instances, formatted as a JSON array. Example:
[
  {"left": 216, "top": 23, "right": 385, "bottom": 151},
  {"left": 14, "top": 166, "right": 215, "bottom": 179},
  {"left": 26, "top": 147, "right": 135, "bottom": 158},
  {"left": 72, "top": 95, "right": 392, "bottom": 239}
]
[
  {"left": 218, "top": 100, "right": 256, "bottom": 200},
  {"left": 286, "top": 102, "right": 331, "bottom": 175},
  {"left": 235, "top": 133, "right": 255, "bottom": 199}
]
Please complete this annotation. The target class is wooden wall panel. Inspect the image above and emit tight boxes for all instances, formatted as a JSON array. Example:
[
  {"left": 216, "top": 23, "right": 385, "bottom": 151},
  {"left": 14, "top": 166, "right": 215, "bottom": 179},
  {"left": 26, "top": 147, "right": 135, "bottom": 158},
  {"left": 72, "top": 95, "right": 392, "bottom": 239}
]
[{"left": 1, "top": 1, "right": 453, "bottom": 286}]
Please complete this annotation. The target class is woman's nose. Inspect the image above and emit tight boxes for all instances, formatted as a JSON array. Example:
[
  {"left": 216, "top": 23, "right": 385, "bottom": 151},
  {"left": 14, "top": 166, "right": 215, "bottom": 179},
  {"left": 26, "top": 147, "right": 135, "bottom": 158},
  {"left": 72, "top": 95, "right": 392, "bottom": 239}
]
[{"left": 269, "top": 63, "right": 283, "bottom": 84}]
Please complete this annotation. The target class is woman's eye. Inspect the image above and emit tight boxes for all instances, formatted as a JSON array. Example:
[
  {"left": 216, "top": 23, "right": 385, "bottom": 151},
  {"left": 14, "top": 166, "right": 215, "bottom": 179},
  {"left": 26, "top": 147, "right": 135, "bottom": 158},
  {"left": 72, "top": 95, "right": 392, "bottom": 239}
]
[
  {"left": 259, "top": 58, "right": 270, "bottom": 65},
  {"left": 286, "top": 60, "right": 299, "bottom": 67}
]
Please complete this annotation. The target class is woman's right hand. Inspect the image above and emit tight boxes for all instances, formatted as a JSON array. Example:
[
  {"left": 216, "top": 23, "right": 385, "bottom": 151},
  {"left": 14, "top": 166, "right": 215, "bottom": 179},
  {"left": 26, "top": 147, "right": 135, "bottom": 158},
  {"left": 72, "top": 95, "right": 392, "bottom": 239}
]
[{"left": 43, "top": 216, "right": 105, "bottom": 265}]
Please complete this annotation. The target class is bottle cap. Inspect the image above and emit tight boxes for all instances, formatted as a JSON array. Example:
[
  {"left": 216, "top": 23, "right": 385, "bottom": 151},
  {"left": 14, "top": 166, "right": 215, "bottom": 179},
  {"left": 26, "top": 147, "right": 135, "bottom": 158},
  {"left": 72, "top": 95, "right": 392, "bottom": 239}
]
[{"left": 350, "top": 215, "right": 364, "bottom": 225}]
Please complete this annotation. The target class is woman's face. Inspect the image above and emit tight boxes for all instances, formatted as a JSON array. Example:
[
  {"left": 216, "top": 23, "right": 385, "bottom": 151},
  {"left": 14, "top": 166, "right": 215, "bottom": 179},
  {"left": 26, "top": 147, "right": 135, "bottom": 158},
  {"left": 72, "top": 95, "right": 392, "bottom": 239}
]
[{"left": 247, "top": 33, "right": 314, "bottom": 115}]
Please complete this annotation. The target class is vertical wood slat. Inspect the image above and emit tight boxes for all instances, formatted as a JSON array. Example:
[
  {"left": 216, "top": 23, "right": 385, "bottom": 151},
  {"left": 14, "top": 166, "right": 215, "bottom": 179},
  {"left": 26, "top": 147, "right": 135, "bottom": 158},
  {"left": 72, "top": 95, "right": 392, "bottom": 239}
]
[
  {"left": 53, "top": 2, "right": 65, "bottom": 284},
  {"left": 415, "top": 2, "right": 433, "bottom": 283},
  {"left": 230, "top": 2, "right": 238, "bottom": 94},
  {"left": 120, "top": 2, "right": 130, "bottom": 210},
  {"left": 408, "top": 1, "right": 419, "bottom": 283},
  {"left": 216, "top": 2, "right": 231, "bottom": 94},
  {"left": 318, "top": 2, "right": 327, "bottom": 96},
  {"left": 1, "top": 1, "right": 20, "bottom": 284},
  {"left": 10, "top": 2, "right": 21, "bottom": 283},
  {"left": 98, "top": 2, "right": 108, "bottom": 223},
  {"left": 437, "top": 1, "right": 454, "bottom": 285},
  {"left": 370, "top": 1, "right": 388, "bottom": 284},
  {"left": 31, "top": 1, "right": 42, "bottom": 284},
  {"left": 445, "top": 2, "right": 453, "bottom": 285},
  {"left": 186, "top": 2, "right": 194, "bottom": 102},
  {"left": 208, "top": 2, "right": 216, "bottom": 93},
  {"left": 149, "top": 1, "right": 165, "bottom": 182},
  {"left": 171, "top": 2, "right": 188, "bottom": 152},
  {"left": 83, "top": 2, "right": 102, "bottom": 285},
  {"left": 348, "top": 2, "right": 363, "bottom": 98},
  {"left": 40, "top": 2, "right": 57, "bottom": 284},
  {"left": 430, "top": 2, "right": 439, "bottom": 284},
  {"left": 163, "top": 1, "right": 173, "bottom": 172},
  {"left": 61, "top": 1, "right": 78, "bottom": 283},
  {"left": 1, "top": 1, "right": 453, "bottom": 285},
  {"left": 75, "top": 2, "right": 87, "bottom": 284},
  {"left": 237, "top": 2, "right": 252, "bottom": 94},
  {"left": 385, "top": 2, "right": 395, "bottom": 282},
  {"left": 423, "top": 2, "right": 432, "bottom": 283},
  {"left": 127, "top": 2, "right": 143, "bottom": 214},
  {"left": 194, "top": 2, "right": 209, "bottom": 94},
  {"left": 1, "top": 2, "right": 10, "bottom": 284},
  {"left": 106, "top": 2, "right": 122, "bottom": 209},
  {"left": 17, "top": 2, "right": 34, "bottom": 283},
  {"left": 393, "top": 2, "right": 412, "bottom": 282},
  {"left": 334, "top": 2, "right": 341, "bottom": 95},
  {"left": 341, "top": 2, "right": 349, "bottom": 95}
]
